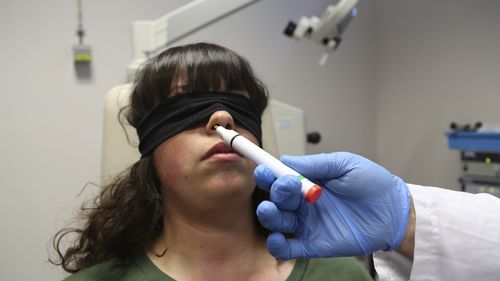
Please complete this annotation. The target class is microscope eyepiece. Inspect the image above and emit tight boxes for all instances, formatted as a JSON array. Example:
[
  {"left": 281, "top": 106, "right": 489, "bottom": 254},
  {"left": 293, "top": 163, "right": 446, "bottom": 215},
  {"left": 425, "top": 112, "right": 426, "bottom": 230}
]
[{"left": 284, "top": 21, "right": 297, "bottom": 37}]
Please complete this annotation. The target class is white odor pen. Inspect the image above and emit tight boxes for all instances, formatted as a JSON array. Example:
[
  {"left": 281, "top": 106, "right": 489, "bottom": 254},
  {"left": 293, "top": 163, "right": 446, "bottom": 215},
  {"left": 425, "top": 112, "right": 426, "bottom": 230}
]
[{"left": 215, "top": 126, "right": 322, "bottom": 204}]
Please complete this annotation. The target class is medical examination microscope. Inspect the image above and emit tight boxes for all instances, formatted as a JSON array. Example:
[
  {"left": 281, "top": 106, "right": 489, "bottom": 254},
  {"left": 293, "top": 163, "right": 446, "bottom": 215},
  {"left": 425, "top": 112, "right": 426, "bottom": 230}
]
[{"left": 283, "top": 0, "right": 359, "bottom": 65}]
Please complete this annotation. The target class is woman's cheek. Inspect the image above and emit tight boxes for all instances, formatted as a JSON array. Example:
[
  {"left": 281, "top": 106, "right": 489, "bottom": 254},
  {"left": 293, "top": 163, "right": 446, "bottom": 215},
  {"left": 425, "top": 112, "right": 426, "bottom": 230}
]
[{"left": 153, "top": 140, "right": 193, "bottom": 187}]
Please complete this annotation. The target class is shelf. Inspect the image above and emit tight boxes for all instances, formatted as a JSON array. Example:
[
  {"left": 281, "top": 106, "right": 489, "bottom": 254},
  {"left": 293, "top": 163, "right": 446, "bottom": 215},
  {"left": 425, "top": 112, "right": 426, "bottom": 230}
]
[{"left": 460, "top": 176, "right": 500, "bottom": 187}]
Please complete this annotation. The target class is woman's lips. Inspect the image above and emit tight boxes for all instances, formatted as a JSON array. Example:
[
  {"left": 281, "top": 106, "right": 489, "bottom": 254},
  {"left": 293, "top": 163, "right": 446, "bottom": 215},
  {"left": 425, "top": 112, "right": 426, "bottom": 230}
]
[{"left": 202, "top": 141, "right": 241, "bottom": 161}]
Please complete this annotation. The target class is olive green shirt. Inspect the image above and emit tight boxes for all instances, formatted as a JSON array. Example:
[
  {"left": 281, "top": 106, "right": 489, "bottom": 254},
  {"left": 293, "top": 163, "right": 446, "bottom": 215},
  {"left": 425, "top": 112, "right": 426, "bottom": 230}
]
[{"left": 64, "top": 254, "right": 372, "bottom": 281}]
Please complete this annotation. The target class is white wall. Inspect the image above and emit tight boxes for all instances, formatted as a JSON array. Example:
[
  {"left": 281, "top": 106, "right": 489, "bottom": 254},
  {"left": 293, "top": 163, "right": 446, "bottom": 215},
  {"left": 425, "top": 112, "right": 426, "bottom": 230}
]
[
  {"left": 4, "top": 1, "right": 498, "bottom": 280},
  {"left": 0, "top": 1, "right": 376, "bottom": 280},
  {"left": 375, "top": 0, "right": 500, "bottom": 189}
]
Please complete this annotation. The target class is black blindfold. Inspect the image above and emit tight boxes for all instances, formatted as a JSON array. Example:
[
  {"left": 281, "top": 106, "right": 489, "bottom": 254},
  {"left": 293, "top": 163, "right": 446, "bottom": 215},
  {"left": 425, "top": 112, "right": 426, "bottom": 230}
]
[{"left": 137, "top": 92, "right": 262, "bottom": 157}]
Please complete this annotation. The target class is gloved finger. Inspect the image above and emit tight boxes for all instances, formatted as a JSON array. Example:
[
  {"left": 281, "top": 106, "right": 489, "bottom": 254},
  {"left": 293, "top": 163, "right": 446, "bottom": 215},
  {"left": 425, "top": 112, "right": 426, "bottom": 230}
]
[
  {"left": 269, "top": 175, "right": 302, "bottom": 211},
  {"left": 281, "top": 152, "right": 356, "bottom": 180},
  {"left": 267, "top": 233, "right": 307, "bottom": 260},
  {"left": 253, "top": 164, "right": 276, "bottom": 193},
  {"left": 256, "top": 201, "right": 298, "bottom": 233}
]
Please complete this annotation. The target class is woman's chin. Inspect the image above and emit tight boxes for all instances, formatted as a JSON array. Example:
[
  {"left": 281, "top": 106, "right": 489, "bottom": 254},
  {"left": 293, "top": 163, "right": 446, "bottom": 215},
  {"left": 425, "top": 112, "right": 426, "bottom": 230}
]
[{"left": 203, "top": 177, "right": 254, "bottom": 199}]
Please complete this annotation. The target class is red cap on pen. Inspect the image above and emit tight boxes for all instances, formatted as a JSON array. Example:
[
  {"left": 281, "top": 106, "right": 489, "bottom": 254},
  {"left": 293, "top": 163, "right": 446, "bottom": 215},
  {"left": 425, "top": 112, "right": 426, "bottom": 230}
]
[{"left": 305, "top": 184, "right": 322, "bottom": 204}]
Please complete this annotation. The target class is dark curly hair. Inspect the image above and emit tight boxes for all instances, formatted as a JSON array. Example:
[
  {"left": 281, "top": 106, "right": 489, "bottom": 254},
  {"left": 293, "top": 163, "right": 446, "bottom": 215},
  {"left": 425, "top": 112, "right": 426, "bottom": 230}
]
[{"left": 51, "top": 43, "right": 269, "bottom": 273}]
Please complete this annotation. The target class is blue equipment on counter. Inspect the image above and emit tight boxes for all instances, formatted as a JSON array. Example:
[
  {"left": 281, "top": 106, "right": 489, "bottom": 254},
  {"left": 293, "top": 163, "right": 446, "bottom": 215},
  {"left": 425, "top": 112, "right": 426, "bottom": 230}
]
[
  {"left": 445, "top": 130, "right": 500, "bottom": 198},
  {"left": 445, "top": 131, "right": 500, "bottom": 152}
]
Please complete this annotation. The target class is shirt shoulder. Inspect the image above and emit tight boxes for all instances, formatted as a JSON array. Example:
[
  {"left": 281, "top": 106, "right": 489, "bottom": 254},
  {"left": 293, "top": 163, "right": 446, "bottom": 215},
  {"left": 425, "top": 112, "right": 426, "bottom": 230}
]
[
  {"left": 63, "top": 255, "right": 175, "bottom": 281},
  {"left": 63, "top": 260, "right": 123, "bottom": 281},
  {"left": 288, "top": 257, "right": 373, "bottom": 281}
]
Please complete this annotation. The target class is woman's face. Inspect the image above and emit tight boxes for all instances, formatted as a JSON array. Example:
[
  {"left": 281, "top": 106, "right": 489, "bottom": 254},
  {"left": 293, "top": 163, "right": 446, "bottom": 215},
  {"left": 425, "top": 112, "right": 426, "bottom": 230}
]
[{"left": 152, "top": 89, "right": 259, "bottom": 211}]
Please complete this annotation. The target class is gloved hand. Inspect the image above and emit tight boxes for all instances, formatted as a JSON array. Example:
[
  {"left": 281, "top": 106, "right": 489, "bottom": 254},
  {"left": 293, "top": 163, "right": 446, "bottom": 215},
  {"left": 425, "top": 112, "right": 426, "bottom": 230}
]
[{"left": 254, "top": 152, "right": 411, "bottom": 259}]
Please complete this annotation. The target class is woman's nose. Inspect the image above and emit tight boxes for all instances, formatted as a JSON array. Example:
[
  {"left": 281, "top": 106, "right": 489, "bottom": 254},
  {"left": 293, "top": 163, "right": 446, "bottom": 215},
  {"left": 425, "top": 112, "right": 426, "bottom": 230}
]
[{"left": 205, "top": 110, "right": 235, "bottom": 133}]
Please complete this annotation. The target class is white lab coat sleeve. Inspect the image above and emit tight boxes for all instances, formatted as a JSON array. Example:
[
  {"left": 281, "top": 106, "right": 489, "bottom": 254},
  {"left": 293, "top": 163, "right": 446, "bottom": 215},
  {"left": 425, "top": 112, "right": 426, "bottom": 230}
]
[{"left": 373, "top": 184, "right": 500, "bottom": 281}]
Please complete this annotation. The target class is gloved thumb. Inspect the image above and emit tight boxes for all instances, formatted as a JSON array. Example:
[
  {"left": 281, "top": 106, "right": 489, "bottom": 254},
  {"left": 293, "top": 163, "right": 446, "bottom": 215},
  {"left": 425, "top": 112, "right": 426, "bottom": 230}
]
[
  {"left": 281, "top": 152, "right": 355, "bottom": 180},
  {"left": 281, "top": 152, "right": 381, "bottom": 199}
]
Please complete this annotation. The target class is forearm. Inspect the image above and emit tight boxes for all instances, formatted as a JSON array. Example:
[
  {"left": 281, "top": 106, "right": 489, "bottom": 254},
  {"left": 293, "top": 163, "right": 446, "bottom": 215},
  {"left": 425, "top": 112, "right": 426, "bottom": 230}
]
[{"left": 395, "top": 196, "right": 415, "bottom": 261}]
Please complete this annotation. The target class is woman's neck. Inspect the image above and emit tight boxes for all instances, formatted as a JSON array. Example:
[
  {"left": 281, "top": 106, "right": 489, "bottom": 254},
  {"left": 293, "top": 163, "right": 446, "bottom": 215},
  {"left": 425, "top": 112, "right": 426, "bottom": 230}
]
[{"left": 148, "top": 201, "right": 294, "bottom": 281}]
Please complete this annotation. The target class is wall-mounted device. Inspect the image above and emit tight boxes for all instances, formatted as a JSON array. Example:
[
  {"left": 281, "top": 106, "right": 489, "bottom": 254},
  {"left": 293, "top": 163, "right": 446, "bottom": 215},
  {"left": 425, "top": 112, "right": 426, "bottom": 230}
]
[
  {"left": 73, "top": 0, "right": 91, "bottom": 64},
  {"left": 283, "top": 0, "right": 359, "bottom": 65}
]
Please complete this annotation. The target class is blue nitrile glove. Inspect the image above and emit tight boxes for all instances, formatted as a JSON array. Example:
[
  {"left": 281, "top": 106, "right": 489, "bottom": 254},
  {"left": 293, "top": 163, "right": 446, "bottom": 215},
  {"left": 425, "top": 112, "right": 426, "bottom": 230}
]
[{"left": 254, "top": 152, "right": 411, "bottom": 259}]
